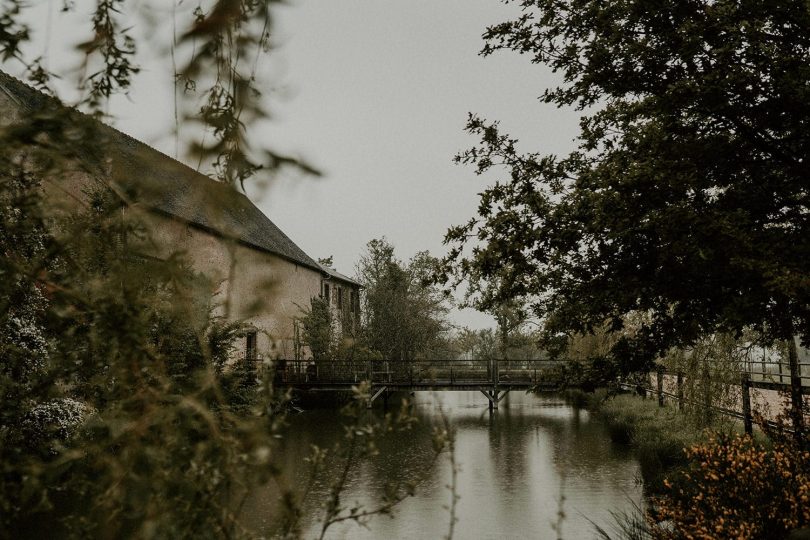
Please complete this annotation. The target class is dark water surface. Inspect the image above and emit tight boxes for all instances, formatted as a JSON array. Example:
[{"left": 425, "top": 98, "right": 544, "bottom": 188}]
[{"left": 241, "top": 391, "right": 642, "bottom": 539}]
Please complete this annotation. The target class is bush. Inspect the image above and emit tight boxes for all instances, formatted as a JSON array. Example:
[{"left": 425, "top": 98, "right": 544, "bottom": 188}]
[
  {"left": 561, "top": 387, "right": 610, "bottom": 410},
  {"left": 651, "top": 434, "right": 810, "bottom": 539},
  {"left": 20, "top": 398, "right": 90, "bottom": 455}
]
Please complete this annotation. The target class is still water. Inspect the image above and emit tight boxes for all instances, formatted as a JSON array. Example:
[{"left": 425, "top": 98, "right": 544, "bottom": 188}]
[{"left": 241, "top": 391, "right": 643, "bottom": 539}]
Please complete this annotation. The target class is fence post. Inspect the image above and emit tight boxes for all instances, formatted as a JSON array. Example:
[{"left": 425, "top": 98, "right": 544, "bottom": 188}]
[
  {"left": 778, "top": 355, "right": 784, "bottom": 384},
  {"left": 741, "top": 372, "right": 752, "bottom": 435},
  {"left": 677, "top": 371, "right": 684, "bottom": 411},
  {"left": 655, "top": 366, "right": 664, "bottom": 407},
  {"left": 787, "top": 337, "right": 805, "bottom": 447},
  {"left": 701, "top": 362, "right": 712, "bottom": 425}
]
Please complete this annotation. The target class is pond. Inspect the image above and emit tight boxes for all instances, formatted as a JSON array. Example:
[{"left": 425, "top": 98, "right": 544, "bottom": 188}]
[{"left": 241, "top": 391, "right": 643, "bottom": 539}]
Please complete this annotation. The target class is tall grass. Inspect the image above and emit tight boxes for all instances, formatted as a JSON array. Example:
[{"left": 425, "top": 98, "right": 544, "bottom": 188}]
[{"left": 594, "top": 393, "right": 745, "bottom": 492}]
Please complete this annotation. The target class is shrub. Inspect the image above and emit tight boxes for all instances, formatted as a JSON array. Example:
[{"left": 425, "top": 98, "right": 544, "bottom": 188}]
[
  {"left": 20, "top": 398, "right": 90, "bottom": 455},
  {"left": 651, "top": 434, "right": 810, "bottom": 539}
]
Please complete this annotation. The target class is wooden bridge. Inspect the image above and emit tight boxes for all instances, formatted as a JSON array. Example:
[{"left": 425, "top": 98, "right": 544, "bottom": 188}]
[{"left": 272, "top": 359, "right": 564, "bottom": 409}]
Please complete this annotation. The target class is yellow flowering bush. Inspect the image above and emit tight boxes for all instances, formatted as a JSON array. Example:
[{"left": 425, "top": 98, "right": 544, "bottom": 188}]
[{"left": 651, "top": 434, "right": 810, "bottom": 539}]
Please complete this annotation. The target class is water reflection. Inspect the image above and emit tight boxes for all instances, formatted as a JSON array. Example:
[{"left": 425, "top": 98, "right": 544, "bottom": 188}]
[{"left": 241, "top": 391, "right": 642, "bottom": 539}]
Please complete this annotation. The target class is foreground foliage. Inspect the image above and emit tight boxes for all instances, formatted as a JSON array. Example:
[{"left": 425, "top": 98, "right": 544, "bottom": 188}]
[
  {"left": 0, "top": 2, "right": 450, "bottom": 538},
  {"left": 0, "top": 147, "right": 282, "bottom": 537},
  {"left": 652, "top": 434, "right": 810, "bottom": 540},
  {"left": 585, "top": 391, "right": 810, "bottom": 539}
]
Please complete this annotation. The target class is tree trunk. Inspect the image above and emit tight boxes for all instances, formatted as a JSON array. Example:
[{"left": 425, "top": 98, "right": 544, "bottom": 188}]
[{"left": 786, "top": 336, "right": 805, "bottom": 447}]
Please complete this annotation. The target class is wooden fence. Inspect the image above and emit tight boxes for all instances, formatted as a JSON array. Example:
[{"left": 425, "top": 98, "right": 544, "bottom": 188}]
[{"left": 628, "top": 363, "right": 810, "bottom": 437}]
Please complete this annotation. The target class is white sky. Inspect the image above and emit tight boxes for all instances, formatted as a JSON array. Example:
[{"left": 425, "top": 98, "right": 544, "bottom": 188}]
[{"left": 8, "top": 0, "right": 582, "bottom": 329}]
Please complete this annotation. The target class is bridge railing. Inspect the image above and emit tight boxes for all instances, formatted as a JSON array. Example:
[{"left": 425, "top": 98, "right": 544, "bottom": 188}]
[{"left": 272, "top": 359, "right": 563, "bottom": 386}]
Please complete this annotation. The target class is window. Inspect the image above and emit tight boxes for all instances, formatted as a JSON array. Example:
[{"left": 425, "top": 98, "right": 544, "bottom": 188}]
[
  {"left": 337, "top": 287, "right": 343, "bottom": 309},
  {"left": 245, "top": 331, "right": 257, "bottom": 361},
  {"left": 353, "top": 291, "right": 359, "bottom": 313},
  {"left": 323, "top": 283, "right": 330, "bottom": 303},
  {"left": 349, "top": 290, "right": 355, "bottom": 312}
]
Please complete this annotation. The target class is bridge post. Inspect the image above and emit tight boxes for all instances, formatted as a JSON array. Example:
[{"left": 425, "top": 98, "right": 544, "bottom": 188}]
[{"left": 480, "top": 387, "right": 510, "bottom": 411}]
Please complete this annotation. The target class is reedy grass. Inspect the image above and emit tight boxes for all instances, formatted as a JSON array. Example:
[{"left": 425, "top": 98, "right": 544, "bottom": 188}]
[{"left": 578, "top": 392, "right": 752, "bottom": 493}]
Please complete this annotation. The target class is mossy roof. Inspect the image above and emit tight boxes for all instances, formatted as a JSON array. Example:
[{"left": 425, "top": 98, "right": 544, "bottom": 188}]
[{"left": 0, "top": 69, "right": 323, "bottom": 273}]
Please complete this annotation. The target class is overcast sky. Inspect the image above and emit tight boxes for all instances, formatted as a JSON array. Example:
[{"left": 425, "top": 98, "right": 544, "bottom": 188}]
[
  {"left": 251, "top": 1, "right": 582, "bottom": 328},
  {"left": 11, "top": 0, "right": 582, "bottom": 329}
]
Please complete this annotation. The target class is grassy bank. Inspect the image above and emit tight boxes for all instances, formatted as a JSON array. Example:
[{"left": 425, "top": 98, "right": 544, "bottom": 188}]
[
  {"left": 565, "top": 389, "right": 747, "bottom": 493},
  {"left": 598, "top": 394, "right": 711, "bottom": 491}
]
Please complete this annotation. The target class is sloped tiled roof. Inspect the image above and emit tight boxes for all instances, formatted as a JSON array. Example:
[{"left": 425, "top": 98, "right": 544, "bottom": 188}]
[
  {"left": 0, "top": 69, "right": 322, "bottom": 273},
  {"left": 318, "top": 263, "right": 362, "bottom": 288}
]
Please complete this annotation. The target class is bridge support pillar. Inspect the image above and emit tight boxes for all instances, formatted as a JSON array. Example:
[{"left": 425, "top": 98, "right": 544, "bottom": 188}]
[
  {"left": 367, "top": 386, "right": 387, "bottom": 409},
  {"left": 480, "top": 388, "right": 510, "bottom": 411}
]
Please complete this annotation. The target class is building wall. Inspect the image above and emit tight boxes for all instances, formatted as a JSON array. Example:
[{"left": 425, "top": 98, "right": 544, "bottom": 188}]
[
  {"left": 34, "top": 162, "right": 325, "bottom": 362},
  {"left": 0, "top": 83, "right": 324, "bottom": 363},
  {"left": 132, "top": 208, "right": 322, "bottom": 361},
  {"left": 321, "top": 278, "right": 361, "bottom": 339}
]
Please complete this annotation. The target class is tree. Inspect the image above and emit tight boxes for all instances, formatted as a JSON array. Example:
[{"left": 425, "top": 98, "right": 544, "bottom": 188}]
[
  {"left": 300, "top": 296, "right": 333, "bottom": 363},
  {"left": 452, "top": 327, "right": 481, "bottom": 360},
  {"left": 357, "top": 238, "right": 451, "bottom": 362},
  {"left": 491, "top": 300, "right": 528, "bottom": 359},
  {"left": 443, "top": 1, "right": 810, "bottom": 376}
]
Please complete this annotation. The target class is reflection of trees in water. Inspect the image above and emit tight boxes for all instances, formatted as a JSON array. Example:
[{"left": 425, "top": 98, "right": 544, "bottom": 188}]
[
  {"left": 539, "top": 405, "right": 636, "bottom": 481},
  {"left": 240, "top": 393, "right": 640, "bottom": 537},
  {"left": 485, "top": 404, "right": 535, "bottom": 490},
  {"left": 451, "top": 399, "right": 635, "bottom": 484},
  {"left": 238, "top": 409, "right": 352, "bottom": 536},
  {"left": 364, "top": 409, "right": 440, "bottom": 495},
  {"left": 242, "top": 402, "right": 444, "bottom": 536}
]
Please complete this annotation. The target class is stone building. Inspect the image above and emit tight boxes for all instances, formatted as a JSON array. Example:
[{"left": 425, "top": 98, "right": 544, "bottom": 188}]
[
  {"left": 319, "top": 263, "right": 363, "bottom": 339},
  {"left": 0, "top": 69, "right": 357, "bottom": 363}
]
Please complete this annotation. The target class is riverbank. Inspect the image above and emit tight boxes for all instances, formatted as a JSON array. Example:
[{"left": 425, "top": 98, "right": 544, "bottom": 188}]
[
  {"left": 563, "top": 389, "right": 749, "bottom": 493},
  {"left": 564, "top": 389, "right": 810, "bottom": 538}
]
